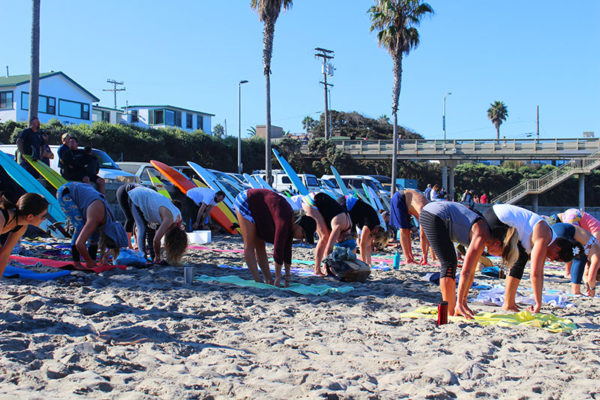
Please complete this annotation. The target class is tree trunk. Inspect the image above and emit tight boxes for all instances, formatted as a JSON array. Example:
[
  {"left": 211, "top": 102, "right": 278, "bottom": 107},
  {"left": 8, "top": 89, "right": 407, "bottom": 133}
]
[
  {"left": 263, "top": 20, "right": 275, "bottom": 184},
  {"left": 390, "top": 53, "right": 402, "bottom": 196},
  {"left": 392, "top": 112, "right": 398, "bottom": 196},
  {"left": 496, "top": 124, "right": 500, "bottom": 142},
  {"left": 28, "top": 0, "right": 40, "bottom": 121}
]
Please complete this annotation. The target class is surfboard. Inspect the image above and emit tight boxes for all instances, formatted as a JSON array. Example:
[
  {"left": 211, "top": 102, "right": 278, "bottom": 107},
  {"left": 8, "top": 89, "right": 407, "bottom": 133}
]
[
  {"left": 330, "top": 166, "right": 349, "bottom": 196},
  {"left": 150, "top": 160, "right": 238, "bottom": 235},
  {"left": 147, "top": 170, "right": 171, "bottom": 199},
  {"left": 186, "top": 162, "right": 238, "bottom": 211},
  {"left": 364, "top": 184, "right": 387, "bottom": 230},
  {"left": 193, "top": 178, "right": 241, "bottom": 234},
  {"left": 0, "top": 151, "right": 66, "bottom": 238},
  {"left": 253, "top": 174, "right": 275, "bottom": 191},
  {"left": 23, "top": 155, "right": 67, "bottom": 190},
  {"left": 272, "top": 149, "right": 309, "bottom": 195},
  {"left": 243, "top": 173, "right": 262, "bottom": 189}
]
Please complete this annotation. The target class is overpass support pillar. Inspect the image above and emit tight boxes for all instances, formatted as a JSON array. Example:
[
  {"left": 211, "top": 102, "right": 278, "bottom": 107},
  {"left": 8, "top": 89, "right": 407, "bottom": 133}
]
[
  {"left": 440, "top": 161, "right": 458, "bottom": 200},
  {"left": 579, "top": 174, "right": 585, "bottom": 211},
  {"left": 441, "top": 166, "right": 448, "bottom": 193},
  {"left": 532, "top": 194, "right": 539, "bottom": 213}
]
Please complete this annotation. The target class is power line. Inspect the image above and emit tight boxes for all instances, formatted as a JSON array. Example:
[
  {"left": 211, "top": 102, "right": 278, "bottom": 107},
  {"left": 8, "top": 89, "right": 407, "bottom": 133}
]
[{"left": 103, "top": 79, "right": 126, "bottom": 109}]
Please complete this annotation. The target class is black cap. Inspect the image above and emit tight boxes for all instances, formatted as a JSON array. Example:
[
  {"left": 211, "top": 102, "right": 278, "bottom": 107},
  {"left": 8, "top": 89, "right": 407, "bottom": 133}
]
[{"left": 297, "top": 216, "right": 316, "bottom": 245}]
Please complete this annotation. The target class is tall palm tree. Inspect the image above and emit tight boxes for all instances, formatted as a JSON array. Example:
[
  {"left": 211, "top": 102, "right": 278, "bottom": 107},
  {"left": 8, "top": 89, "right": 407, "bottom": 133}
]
[
  {"left": 369, "top": 0, "right": 432, "bottom": 195},
  {"left": 487, "top": 101, "right": 508, "bottom": 141},
  {"left": 28, "top": 0, "right": 41, "bottom": 121},
  {"left": 302, "top": 115, "right": 314, "bottom": 135},
  {"left": 251, "top": 0, "right": 293, "bottom": 184}
]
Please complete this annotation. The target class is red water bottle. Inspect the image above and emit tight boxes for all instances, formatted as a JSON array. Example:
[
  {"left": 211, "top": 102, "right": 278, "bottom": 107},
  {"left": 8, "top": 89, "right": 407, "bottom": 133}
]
[{"left": 437, "top": 301, "right": 448, "bottom": 326}]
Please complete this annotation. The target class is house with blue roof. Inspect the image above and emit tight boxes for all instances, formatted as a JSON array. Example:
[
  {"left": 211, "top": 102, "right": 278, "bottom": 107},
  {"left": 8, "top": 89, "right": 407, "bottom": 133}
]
[{"left": 0, "top": 71, "right": 100, "bottom": 125}]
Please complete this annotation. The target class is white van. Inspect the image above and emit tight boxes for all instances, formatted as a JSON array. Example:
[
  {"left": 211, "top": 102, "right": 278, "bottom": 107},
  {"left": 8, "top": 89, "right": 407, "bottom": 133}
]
[{"left": 0, "top": 144, "right": 137, "bottom": 183}]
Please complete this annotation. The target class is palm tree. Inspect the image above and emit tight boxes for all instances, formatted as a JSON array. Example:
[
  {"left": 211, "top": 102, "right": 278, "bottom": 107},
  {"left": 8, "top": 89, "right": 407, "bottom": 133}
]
[
  {"left": 251, "top": 0, "right": 293, "bottom": 184},
  {"left": 28, "top": 0, "right": 41, "bottom": 121},
  {"left": 369, "top": 0, "right": 433, "bottom": 195},
  {"left": 302, "top": 115, "right": 315, "bottom": 135},
  {"left": 487, "top": 101, "right": 508, "bottom": 141}
]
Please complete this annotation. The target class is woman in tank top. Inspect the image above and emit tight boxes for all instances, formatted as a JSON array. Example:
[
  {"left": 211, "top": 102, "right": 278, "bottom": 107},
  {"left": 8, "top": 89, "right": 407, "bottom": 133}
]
[
  {"left": 302, "top": 192, "right": 352, "bottom": 276},
  {"left": 0, "top": 193, "right": 49, "bottom": 277}
]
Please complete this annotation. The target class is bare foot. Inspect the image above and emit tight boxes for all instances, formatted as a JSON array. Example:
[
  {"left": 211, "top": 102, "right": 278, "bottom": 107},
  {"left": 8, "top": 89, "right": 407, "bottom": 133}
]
[
  {"left": 502, "top": 303, "right": 520, "bottom": 312},
  {"left": 420, "top": 258, "right": 429, "bottom": 266}
]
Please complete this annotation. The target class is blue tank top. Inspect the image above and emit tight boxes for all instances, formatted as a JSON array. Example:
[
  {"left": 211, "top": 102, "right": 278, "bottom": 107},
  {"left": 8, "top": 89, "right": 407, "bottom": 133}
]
[{"left": 68, "top": 182, "right": 108, "bottom": 223}]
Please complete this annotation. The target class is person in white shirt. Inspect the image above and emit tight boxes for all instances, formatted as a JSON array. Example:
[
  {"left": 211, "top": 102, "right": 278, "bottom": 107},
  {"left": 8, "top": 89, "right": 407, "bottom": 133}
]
[{"left": 186, "top": 187, "right": 225, "bottom": 230}]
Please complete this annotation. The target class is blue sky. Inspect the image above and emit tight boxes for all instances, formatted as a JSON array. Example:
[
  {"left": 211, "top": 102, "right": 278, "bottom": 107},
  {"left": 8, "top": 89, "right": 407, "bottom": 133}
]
[{"left": 2, "top": 0, "right": 598, "bottom": 140}]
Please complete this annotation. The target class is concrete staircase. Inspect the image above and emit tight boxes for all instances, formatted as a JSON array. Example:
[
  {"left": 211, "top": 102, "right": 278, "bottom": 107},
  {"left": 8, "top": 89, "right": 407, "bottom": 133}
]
[{"left": 492, "top": 150, "right": 600, "bottom": 204}]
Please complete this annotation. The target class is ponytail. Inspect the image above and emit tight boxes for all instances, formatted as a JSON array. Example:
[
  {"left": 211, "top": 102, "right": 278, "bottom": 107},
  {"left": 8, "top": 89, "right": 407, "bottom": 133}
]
[
  {"left": 15, "top": 193, "right": 49, "bottom": 217},
  {"left": 501, "top": 227, "right": 520, "bottom": 269}
]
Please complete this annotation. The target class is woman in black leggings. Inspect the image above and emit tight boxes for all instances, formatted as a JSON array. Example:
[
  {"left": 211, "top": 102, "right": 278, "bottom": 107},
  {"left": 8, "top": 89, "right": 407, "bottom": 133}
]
[
  {"left": 116, "top": 183, "right": 141, "bottom": 249},
  {"left": 419, "top": 201, "right": 492, "bottom": 319}
]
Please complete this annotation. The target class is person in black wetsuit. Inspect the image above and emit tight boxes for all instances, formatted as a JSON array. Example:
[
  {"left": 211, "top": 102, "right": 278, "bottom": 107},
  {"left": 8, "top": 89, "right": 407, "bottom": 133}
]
[
  {"left": 302, "top": 192, "right": 352, "bottom": 276},
  {"left": 337, "top": 195, "right": 388, "bottom": 267},
  {"left": 0, "top": 193, "right": 49, "bottom": 277}
]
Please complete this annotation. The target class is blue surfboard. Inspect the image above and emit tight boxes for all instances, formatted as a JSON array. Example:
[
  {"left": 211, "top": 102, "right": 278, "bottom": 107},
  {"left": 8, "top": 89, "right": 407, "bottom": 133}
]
[
  {"left": 272, "top": 149, "right": 309, "bottom": 195},
  {"left": 254, "top": 174, "right": 275, "bottom": 191},
  {"left": 330, "top": 166, "right": 349, "bottom": 196},
  {"left": 187, "top": 161, "right": 237, "bottom": 211},
  {"left": 243, "top": 173, "right": 262, "bottom": 189}
]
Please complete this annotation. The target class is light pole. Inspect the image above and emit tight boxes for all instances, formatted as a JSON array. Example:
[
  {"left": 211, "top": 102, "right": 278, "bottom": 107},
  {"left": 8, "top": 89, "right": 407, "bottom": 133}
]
[
  {"left": 238, "top": 80, "right": 248, "bottom": 174},
  {"left": 443, "top": 92, "right": 452, "bottom": 144}
]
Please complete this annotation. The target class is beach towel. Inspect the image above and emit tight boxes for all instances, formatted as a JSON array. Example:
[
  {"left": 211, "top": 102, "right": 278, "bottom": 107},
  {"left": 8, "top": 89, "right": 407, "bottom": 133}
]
[
  {"left": 475, "top": 285, "right": 574, "bottom": 308},
  {"left": 400, "top": 306, "right": 577, "bottom": 333},
  {"left": 194, "top": 274, "right": 354, "bottom": 296},
  {"left": 9, "top": 255, "right": 127, "bottom": 274},
  {"left": 3, "top": 265, "right": 71, "bottom": 280}
]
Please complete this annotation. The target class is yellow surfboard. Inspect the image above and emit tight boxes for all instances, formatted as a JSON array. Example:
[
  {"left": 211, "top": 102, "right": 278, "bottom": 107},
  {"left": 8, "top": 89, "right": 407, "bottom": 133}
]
[
  {"left": 148, "top": 170, "right": 171, "bottom": 199},
  {"left": 193, "top": 178, "right": 241, "bottom": 234},
  {"left": 23, "top": 155, "right": 67, "bottom": 190}
]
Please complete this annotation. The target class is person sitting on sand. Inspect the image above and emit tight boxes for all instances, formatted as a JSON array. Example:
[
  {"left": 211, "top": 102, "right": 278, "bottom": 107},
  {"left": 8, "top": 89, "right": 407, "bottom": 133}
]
[
  {"left": 302, "top": 192, "right": 352, "bottom": 276},
  {"left": 419, "top": 201, "right": 494, "bottom": 319},
  {"left": 57, "top": 182, "right": 128, "bottom": 270},
  {"left": 234, "top": 189, "right": 315, "bottom": 287},
  {"left": 337, "top": 195, "right": 388, "bottom": 267},
  {"left": 389, "top": 188, "right": 430, "bottom": 265},
  {"left": 0, "top": 193, "right": 49, "bottom": 277},
  {"left": 186, "top": 187, "right": 225, "bottom": 230},
  {"left": 483, "top": 204, "right": 556, "bottom": 313},
  {"left": 124, "top": 185, "right": 188, "bottom": 265},
  {"left": 547, "top": 223, "right": 600, "bottom": 297}
]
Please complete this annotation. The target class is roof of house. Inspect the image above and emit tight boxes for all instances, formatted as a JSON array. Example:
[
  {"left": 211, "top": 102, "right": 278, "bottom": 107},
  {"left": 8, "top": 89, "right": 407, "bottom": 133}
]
[
  {"left": 93, "top": 104, "right": 123, "bottom": 112},
  {"left": 0, "top": 71, "right": 100, "bottom": 102},
  {"left": 125, "top": 105, "right": 214, "bottom": 117}
]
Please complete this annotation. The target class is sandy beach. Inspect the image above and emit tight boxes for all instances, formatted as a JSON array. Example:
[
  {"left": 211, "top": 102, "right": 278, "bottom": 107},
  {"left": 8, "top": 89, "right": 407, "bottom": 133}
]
[{"left": 1, "top": 235, "right": 599, "bottom": 399}]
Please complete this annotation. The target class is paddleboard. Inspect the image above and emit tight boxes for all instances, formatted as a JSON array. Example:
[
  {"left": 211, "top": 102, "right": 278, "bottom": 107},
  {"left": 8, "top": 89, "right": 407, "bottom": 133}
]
[
  {"left": 23, "top": 155, "right": 67, "bottom": 190},
  {"left": 272, "top": 149, "right": 308, "bottom": 195},
  {"left": 147, "top": 170, "right": 171, "bottom": 199},
  {"left": 193, "top": 178, "right": 241, "bottom": 234},
  {"left": 330, "top": 166, "right": 349, "bottom": 196},
  {"left": 243, "top": 173, "right": 262, "bottom": 189},
  {"left": 0, "top": 151, "right": 66, "bottom": 238},
  {"left": 151, "top": 160, "right": 238, "bottom": 235}
]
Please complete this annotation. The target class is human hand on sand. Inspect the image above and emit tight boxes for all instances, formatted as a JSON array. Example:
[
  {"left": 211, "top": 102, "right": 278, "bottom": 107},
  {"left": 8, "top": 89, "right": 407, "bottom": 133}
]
[{"left": 585, "top": 282, "right": 596, "bottom": 297}]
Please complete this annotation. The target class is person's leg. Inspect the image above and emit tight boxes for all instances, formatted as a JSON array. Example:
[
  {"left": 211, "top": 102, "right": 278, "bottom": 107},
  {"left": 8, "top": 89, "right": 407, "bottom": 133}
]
[
  {"left": 303, "top": 204, "right": 329, "bottom": 276},
  {"left": 419, "top": 226, "right": 430, "bottom": 265},
  {"left": 504, "top": 246, "right": 529, "bottom": 311},
  {"left": 399, "top": 229, "right": 415, "bottom": 264},
  {"left": 236, "top": 211, "right": 262, "bottom": 282},
  {"left": 116, "top": 186, "right": 135, "bottom": 248},
  {"left": 571, "top": 255, "right": 586, "bottom": 295},
  {"left": 254, "top": 237, "right": 273, "bottom": 284},
  {"left": 131, "top": 205, "right": 148, "bottom": 256},
  {"left": 564, "top": 261, "right": 572, "bottom": 279}
]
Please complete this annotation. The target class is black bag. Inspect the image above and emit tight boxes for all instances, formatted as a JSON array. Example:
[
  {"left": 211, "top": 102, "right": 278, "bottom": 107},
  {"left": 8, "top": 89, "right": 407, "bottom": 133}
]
[{"left": 325, "top": 258, "right": 371, "bottom": 282}]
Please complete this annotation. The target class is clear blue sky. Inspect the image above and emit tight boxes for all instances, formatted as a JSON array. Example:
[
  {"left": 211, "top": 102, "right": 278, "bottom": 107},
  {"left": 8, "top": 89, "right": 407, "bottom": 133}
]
[{"left": 2, "top": 0, "right": 598, "bottom": 140}]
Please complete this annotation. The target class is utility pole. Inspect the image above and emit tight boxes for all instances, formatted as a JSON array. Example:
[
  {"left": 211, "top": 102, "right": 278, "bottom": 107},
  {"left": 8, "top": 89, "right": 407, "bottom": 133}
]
[
  {"left": 103, "top": 79, "right": 125, "bottom": 109},
  {"left": 315, "top": 47, "right": 334, "bottom": 140},
  {"left": 536, "top": 105, "right": 539, "bottom": 143}
]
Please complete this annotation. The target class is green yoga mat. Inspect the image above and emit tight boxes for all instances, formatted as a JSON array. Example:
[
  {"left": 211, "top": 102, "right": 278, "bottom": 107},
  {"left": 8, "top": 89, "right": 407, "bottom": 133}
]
[
  {"left": 400, "top": 306, "right": 577, "bottom": 333},
  {"left": 194, "top": 274, "right": 354, "bottom": 296}
]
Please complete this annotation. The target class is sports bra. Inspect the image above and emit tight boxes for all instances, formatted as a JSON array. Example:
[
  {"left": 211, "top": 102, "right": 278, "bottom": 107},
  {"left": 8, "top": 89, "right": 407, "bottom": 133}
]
[{"left": 1, "top": 208, "right": 22, "bottom": 234}]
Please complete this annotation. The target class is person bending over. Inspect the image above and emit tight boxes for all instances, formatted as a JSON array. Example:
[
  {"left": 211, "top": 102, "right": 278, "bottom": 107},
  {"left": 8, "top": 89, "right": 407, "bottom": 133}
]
[
  {"left": 186, "top": 187, "right": 225, "bottom": 230},
  {"left": 389, "top": 188, "right": 430, "bottom": 265},
  {"left": 57, "top": 182, "right": 127, "bottom": 270},
  {"left": 116, "top": 183, "right": 142, "bottom": 249},
  {"left": 302, "top": 192, "right": 352, "bottom": 276},
  {"left": 0, "top": 193, "right": 49, "bottom": 277},
  {"left": 234, "top": 189, "right": 314, "bottom": 287}
]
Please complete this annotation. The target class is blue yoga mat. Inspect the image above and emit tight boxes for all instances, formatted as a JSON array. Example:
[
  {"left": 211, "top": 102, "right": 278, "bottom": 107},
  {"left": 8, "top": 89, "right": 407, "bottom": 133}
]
[{"left": 3, "top": 266, "right": 71, "bottom": 280}]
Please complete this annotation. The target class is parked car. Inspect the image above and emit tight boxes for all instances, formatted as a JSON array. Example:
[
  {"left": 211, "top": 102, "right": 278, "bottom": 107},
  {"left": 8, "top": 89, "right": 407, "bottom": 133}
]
[{"left": 117, "top": 162, "right": 174, "bottom": 190}]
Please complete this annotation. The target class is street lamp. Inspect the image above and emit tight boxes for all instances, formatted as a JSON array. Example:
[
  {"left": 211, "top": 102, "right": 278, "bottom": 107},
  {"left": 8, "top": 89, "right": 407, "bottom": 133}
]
[
  {"left": 443, "top": 92, "right": 452, "bottom": 143},
  {"left": 238, "top": 80, "right": 248, "bottom": 174}
]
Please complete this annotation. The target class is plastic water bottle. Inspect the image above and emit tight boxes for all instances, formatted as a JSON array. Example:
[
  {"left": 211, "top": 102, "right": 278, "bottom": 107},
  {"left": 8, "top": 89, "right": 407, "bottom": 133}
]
[{"left": 393, "top": 251, "right": 400, "bottom": 270}]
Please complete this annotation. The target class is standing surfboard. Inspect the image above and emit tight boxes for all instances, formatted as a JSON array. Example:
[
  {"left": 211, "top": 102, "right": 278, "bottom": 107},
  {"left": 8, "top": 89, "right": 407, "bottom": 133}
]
[
  {"left": 253, "top": 174, "right": 275, "bottom": 191},
  {"left": 0, "top": 151, "right": 66, "bottom": 238},
  {"left": 330, "top": 166, "right": 349, "bottom": 196},
  {"left": 272, "top": 149, "right": 309, "bottom": 195},
  {"left": 364, "top": 184, "right": 387, "bottom": 230},
  {"left": 243, "top": 173, "right": 262, "bottom": 189},
  {"left": 187, "top": 162, "right": 237, "bottom": 211},
  {"left": 148, "top": 170, "right": 171, "bottom": 199},
  {"left": 193, "top": 178, "right": 241, "bottom": 234},
  {"left": 23, "top": 155, "right": 67, "bottom": 190},
  {"left": 150, "top": 160, "right": 238, "bottom": 235}
]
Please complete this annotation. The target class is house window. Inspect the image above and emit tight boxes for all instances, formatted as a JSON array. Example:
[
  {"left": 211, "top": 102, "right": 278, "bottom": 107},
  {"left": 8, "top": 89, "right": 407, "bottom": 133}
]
[
  {"left": 58, "top": 99, "right": 90, "bottom": 120},
  {"left": 20, "top": 92, "right": 56, "bottom": 114},
  {"left": 175, "top": 111, "right": 181, "bottom": 127},
  {"left": 152, "top": 109, "right": 164, "bottom": 125},
  {"left": 196, "top": 115, "right": 203, "bottom": 131},
  {"left": 165, "top": 110, "right": 175, "bottom": 126},
  {"left": 186, "top": 113, "right": 193, "bottom": 129},
  {"left": 101, "top": 110, "right": 109, "bottom": 122},
  {"left": 131, "top": 110, "right": 139, "bottom": 122},
  {"left": 0, "top": 91, "right": 13, "bottom": 109}
]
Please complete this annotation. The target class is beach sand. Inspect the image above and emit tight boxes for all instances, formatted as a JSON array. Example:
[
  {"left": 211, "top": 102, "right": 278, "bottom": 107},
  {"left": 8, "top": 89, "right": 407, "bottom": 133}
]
[{"left": 1, "top": 235, "right": 599, "bottom": 399}]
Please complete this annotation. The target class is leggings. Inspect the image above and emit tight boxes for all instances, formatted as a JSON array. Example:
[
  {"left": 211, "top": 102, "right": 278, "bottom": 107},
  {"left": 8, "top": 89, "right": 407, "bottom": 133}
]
[
  {"left": 116, "top": 183, "right": 139, "bottom": 233},
  {"left": 57, "top": 183, "right": 98, "bottom": 262},
  {"left": 571, "top": 254, "right": 587, "bottom": 284},
  {"left": 131, "top": 204, "right": 156, "bottom": 259},
  {"left": 419, "top": 210, "right": 457, "bottom": 278}
]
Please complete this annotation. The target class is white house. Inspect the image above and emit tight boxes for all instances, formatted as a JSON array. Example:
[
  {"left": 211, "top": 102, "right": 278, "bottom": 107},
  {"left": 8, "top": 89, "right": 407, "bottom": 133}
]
[
  {"left": 123, "top": 105, "right": 213, "bottom": 134},
  {"left": 0, "top": 71, "right": 100, "bottom": 125},
  {"left": 92, "top": 104, "right": 125, "bottom": 124}
]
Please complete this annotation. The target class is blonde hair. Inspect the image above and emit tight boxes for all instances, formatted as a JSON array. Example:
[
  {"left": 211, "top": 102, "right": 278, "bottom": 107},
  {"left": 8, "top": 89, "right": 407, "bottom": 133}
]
[
  {"left": 501, "top": 227, "right": 520, "bottom": 270},
  {"left": 164, "top": 226, "right": 188, "bottom": 265},
  {"left": 372, "top": 226, "right": 389, "bottom": 249}
]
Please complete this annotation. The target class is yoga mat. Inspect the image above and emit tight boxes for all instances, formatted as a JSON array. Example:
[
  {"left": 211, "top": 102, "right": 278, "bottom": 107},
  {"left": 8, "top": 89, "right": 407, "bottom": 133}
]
[
  {"left": 10, "top": 255, "right": 127, "bottom": 274},
  {"left": 218, "top": 263, "right": 315, "bottom": 277},
  {"left": 400, "top": 306, "right": 577, "bottom": 333},
  {"left": 194, "top": 274, "right": 354, "bottom": 296},
  {"left": 188, "top": 246, "right": 244, "bottom": 253},
  {"left": 475, "top": 285, "right": 574, "bottom": 308},
  {"left": 3, "top": 265, "right": 71, "bottom": 280}
]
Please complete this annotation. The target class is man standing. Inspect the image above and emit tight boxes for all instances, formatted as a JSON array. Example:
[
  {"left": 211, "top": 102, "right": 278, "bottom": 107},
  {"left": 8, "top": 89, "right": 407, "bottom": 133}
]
[
  {"left": 185, "top": 187, "right": 226, "bottom": 230},
  {"left": 424, "top": 184, "right": 432, "bottom": 201},
  {"left": 16, "top": 117, "right": 42, "bottom": 176}
]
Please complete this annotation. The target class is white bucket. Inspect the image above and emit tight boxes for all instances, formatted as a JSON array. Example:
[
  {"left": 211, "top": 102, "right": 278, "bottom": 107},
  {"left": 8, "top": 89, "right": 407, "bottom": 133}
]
[{"left": 187, "top": 230, "right": 211, "bottom": 245}]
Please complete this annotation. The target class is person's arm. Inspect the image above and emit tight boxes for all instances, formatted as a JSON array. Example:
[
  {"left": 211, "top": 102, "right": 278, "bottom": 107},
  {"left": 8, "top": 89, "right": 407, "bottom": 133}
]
[
  {"left": 194, "top": 203, "right": 208, "bottom": 229},
  {"left": 75, "top": 221, "right": 99, "bottom": 268},
  {"left": 572, "top": 226, "right": 600, "bottom": 296},
  {"left": 419, "top": 225, "right": 429, "bottom": 265},
  {"left": 455, "top": 221, "right": 487, "bottom": 319},
  {"left": 529, "top": 223, "right": 552, "bottom": 313},
  {"left": 359, "top": 226, "right": 372, "bottom": 266},
  {"left": 152, "top": 208, "right": 174, "bottom": 263},
  {"left": 0, "top": 227, "right": 27, "bottom": 277},
  {"left": 326, "top": 217, "right": 347, "bottom": 256}
]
